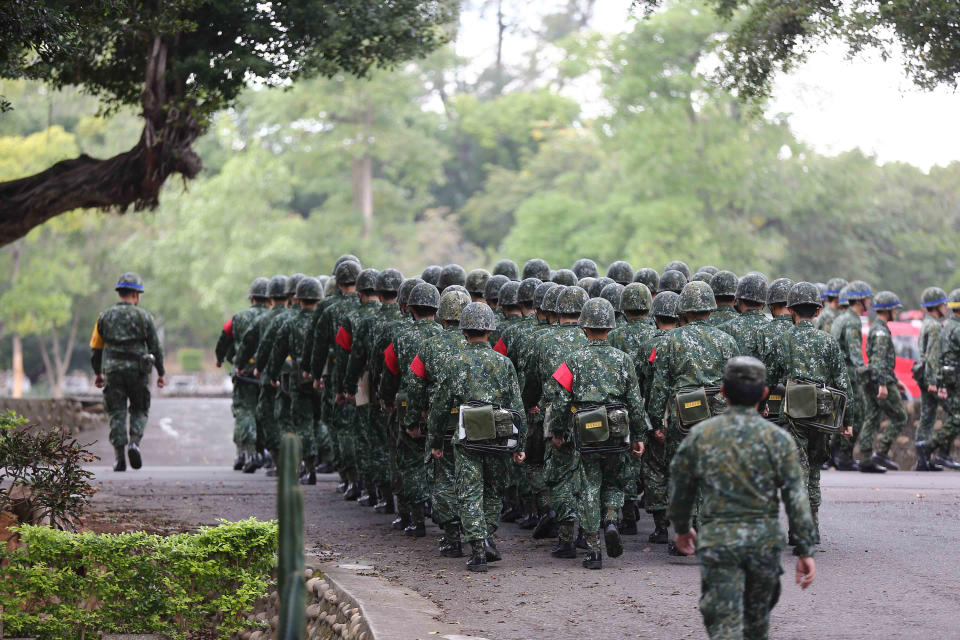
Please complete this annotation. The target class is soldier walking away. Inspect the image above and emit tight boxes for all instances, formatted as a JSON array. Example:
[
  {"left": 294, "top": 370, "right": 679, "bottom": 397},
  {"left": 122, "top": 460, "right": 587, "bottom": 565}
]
[
  {"left": 719, "top": 272, "right": 768, "bottom": 356},
  {"left": 815, "top": 277, "right": 847, "bottom": 333},
  {"left": 830, "top": 281, "right": 872, "bottom": 471},
  {"left": 90, "top": 272, "right": 166, "bottom": 472},
  {"left": 709, "top": 270, "right": 739, "bottom": 327},
  {"left": 669, "top": 356, "right": 817, "bottom": 640},
  {"left": 917, "top": 289, "right": 960, "bottom": 470},
  {"left": 914, "top": 287, "right": 948, "bottom": 470}
]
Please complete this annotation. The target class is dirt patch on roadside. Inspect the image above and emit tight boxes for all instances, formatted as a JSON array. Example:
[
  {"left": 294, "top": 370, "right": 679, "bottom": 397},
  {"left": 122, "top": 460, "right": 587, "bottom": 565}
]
[{"left": 80, "top": 509, "right": 199, "bottom": 536}]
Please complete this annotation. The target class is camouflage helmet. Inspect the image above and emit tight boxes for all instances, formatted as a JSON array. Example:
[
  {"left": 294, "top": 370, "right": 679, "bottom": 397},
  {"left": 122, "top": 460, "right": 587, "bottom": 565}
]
[
  {"left": 665, "top": 260, "right": 691, "bottom": 279},
  {"left": 465, "top": 269, "right": 491, "bottom": 296},
  {"left": 498, "top": 281, "right": 521, "bottom": 307},
  {"left": 438, "top": 288, "right": 472, "bottom": 322},
  {"left": 678, "top": 281, "right": 718, "bottom": 314},
  {"left": 723, "top": 355, "right": 766, "bottom": 386},
  {"left": 652, "top": 291, "right": 680, "bottom": 320},
  {"left": 691, "top": 272, "right": 714, "bottom": 285},
  {"left": 633, "top": 268, "right": 660, "bottom": 294},
  {"left": 376, "top": 268, "right": 404, "bottom": 293},
  {"left": 295, "top": 276, "right": 323, "bottom": 301},
  {"left": 398, "top": 277, "right": 425, "bottom": 307},
  {"left": 697, "top": 265, "right": 719, "bottom": 276},
  {"left": 421, "top": 265, "right": 442, "bottom": 286},
  {"left": 580, "top": 297, "right": 617, "bottom": 330},
  {"left": 578, "top": 277, "right": 596, "bottom": 291},
  {"left": 873, "top": 290, "right": 903, "bottom": 311},
  {"left": 356, "top": 268, "right": 379, "bottom": 292},
  {"left": 409, "top": 282, "right": 441, "bottom": 309},
  {"left": 438, "top": 264, "right": 467, "bottom": 292},
  {"left": 600, "top": 283, "right": 625, "bottom": 311},
  {"left": 317, "top": 275, "right": 330, "bottom": 290},
  {"left": 815, "top": 282, "right": 828, "bottom": 301},
  {"left": 333, "top": 254, "right": 360, "bottom": 274},
  {"left": 268, "top": 275, "right": 289, "bottom": 298},
  {"left": 445, "top": 284, "right": 469, "bottom": 296},
  {"left": 787, "top": 281, "right": 823, "bottom": 309},
  {"left": 534, "top": 281, "right": 557, "bottom": 309},
  {"left": 248, "top": 277, "right": 269, "bottom": 299},
  {"left": 606, "top": 261, "right": 634, "bottom": 285},
  {"left": 460, "top": 302, "right": 497, "bottom": 331},
  {"left": 766, "top": 278, "right": 795, "bottom": 306},
  {"left": 921, "top": 286, "right": 948, "bottom": 308},
  {"left": 552, "top": 269, "right": 578, "bottom": 286},
  {"left": 557, "top": 286, "right": 589, "bottom": 315},
  {"left": 710, "top": 270, "right": 738, "bottom": 298},
  {"left": 586, "top": 277, "right": 610, "bottom": 298},
  {"left": 571, "top": 258, "right": 599, "bottom": 279},
  {"left": 948, "top": 289, "right": 960, "bottom": 310},
  {"left": 621, "top": 283, "right": 653, "bottom": 313},
  {"left": 484, "top": 274, "right": 510, "bottom": 302},
  {"left": 518, "top": 278, "right": 542, "bottom": 304},
  {"left": 492, "top": 259, "right": 520, "bottom": 281},
  {"left": 335, "top": 260, "right": 361, "bottom": 286},
  {"left": 825, "top": 277, "right": 848, "bottom": 299},
  {"left": 324, "top": 277, "right": 338, "bottom": 298},
  {"left": 735, "top": 272, "right": 768, "bottom": 304},
  {"left": 840, "top": 280, "right": 871, "bottom": 303},
  {"left": 286, "top": 273, "right": 306, "bottom": 296},
  {"left": 542, "top": 284, "right": 566, "bottom": 313},
  {"left": 522, "top": 258, "right": 551, "bottom": 281},
  {"left": 115, "top": 271, "right": 145, "bottom": 292},
  {"left": 659, "top": 270, "right": 687, "bottom": 295}
]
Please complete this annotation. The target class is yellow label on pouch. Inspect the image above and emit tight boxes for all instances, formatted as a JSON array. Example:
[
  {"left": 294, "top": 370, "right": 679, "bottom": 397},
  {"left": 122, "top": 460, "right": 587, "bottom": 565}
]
[
  {"left": 585, "top": 421, "right": 603, "bottom": 429},
  {"left": 684, "top": 400, "right": 702, "bottom": 409}
]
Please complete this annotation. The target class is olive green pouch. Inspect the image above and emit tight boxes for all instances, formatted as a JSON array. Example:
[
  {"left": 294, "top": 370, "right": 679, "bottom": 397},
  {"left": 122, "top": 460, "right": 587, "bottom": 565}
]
[
  {"left": 676, "top": 388, "right": 710, "bottom": 425},
  {"left": 493, "top": 407, "right": 516, "bottom": 438},
  {"left": 460, "top": 403, "right": 496, "bottom": 441},
  {"left": 707, "top": 390, "right": 728, "bottom": 416},
  {"left": 816, "top": 388, "right": 835, "bottom": 416},
  {"left": 574, "top": 405, "right": 610, "bottom": 444},
  {"left": 446, "top": 407, "right": 460, "bottom": 433},
  {"left": 607, "top": 406, "right": 629, "bottom": 439},
  {"left": 784, "top": 380, "right": 818, "bottom": 420}
]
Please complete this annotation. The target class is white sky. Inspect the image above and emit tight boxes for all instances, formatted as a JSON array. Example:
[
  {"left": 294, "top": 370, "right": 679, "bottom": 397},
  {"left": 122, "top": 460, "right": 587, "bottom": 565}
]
[{"left": 457, "top": 1, "right": 960, "bottom": 171}]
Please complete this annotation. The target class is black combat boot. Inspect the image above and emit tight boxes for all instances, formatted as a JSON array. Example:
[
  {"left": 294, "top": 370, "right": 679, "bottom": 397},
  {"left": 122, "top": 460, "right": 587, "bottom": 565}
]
[
  {"left": 858, "top": 456, "right": 887, "bottom": 473},
  {"left": 375, "top": 486, "right": 395, "bottom": 514},
  {"left": 467, "top": 542, "right": 488, "bottom": 572},
  {"left": 316, "top": 460, "right": 335, "bottom": 474},
  {"left": 933, "top": 452, "right": 960, "bottom": 470},
  {"left": 575, "top": 529, "right": 588, "bottom": 550},
  {"left": 404, "top": 503, "right": 426, "bottom": 537},
  {"left": 233, "top": 452, "right": 245, "bottom": 471},
  {"left": 834, "top": 456, "right": 859, "bottom": 471},
  {"left": 127, "top": 442, "right": 142, "bottom": 470},
  {"left": 582, "top": 551, "right": 602, "bottom": 570},
  {"left": 872, "top": 451, "right": 899, "bottom": 470},
  {"left": 358, "top": 485, "right": 378, "bottom": 507},
  {"left": 343, "top": 472, "right": 362, "bottom": 500},
  {"left": 532, "top": 509, "right": 556, "bottom": 539},
  {"left": 113, "top": 446, "right": 126, "bottom": 472},
  {"left": 483, "top": 538, "right": 502, "bottom": 562},
  {"left": 242, "top": 454, "right": 260, "bottom": 474},
  {"left": 391, "top": 513, "right": 410, "bottom": 530},
  {"left": 648, "top": 512, "right": 669, "bottom": 544},
  {"left": 300, "top": 456, "right": 317, "bottom": 485},
  {"left": 550, "top": 541, "right": 576, "bottom": 558},
  {"left": 603, "top": 520, "right": 623, "bottom": 558},
  {"left": 440, "top": 525, "right": 463, "bottom": 558},
  {"left": 620, "top": 501, "right": 638, "bottom": 536}
]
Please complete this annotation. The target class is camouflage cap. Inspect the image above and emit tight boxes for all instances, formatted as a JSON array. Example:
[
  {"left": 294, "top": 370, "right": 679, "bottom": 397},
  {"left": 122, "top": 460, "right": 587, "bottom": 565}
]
[
  {"left": 571, "top": 258, "right": 599, "bottom": 279},
  {"left": 460, "top": 302, "right": 497, "bottom": 331},
  {"left": 697, "top": 265, "right": 719, "bottom": 276},
  {"left": 766, "top": 278, "right": 795, "bottom": 306},
  {"left": 421, "top": 265, "right": 442, "bottom": 286},
  {"left": 948, "top": 289, "right": 960, "bottom": 309},
  {"left": 600, "top": 282, "right": 624, "bottom": 311},
  {"left": 621, "top": 283, "right": 653, "bottom": 313},
  {"left": 665, "top": 260, "right": 691, "bottom": 279},
  {"left": 534, "top": 281, "right": 557, "bottom": 309},
  {"left": 921, "top": 287, "right": 948, "bottom": 308},
  {"left": 286, "top": 273, "right": 306, "bottom": 296},
  {"left": 115, "top": 271, "right": 145, "bottom": 292},
  {"left": 825, "top": 277, "right": 848, "bottom": 298},
  {"left": 710, "top": 270, "right": 738, "bottom": 297},
  {"left": 633, "top": 268, "right": 660, "bottom": 294},
  {"left": 557, "top": 286, "right": 589, "bottom": 315},
  {"left": 580, "top": 297, "right": 617, "bottom": 330},
  {"left": 498, "top": 281, "right": 521, "bottom": 307},
  {"left": 356, "top": 268, "right": 379, "bottom": 292},
  {"left": 492, "top": 259, "right": 520, "bottom": 281},
  {"left": 678, "top": 281, "right": 717, "bottom": 314},
  {"left": 840, "top": 280, "right": 871, "bottom": 302},
  {"left": 723, "top": 355, "right": 766, "bottom": 386},
  {"left": 873, "top": 290, "right": 902, "bottom": 311},
  {"left": 438, "top": 288, "right": 472, "bottom": 322},
  {"left": 438, "top": 264, "right": 467, "bottom": 292},
  {"left": 578, "top": 277, "right": 596, "bottom": 291},
  {"left": 248, "top": 277, "right": 269, "bottom": 298},
  {"left": 522, "top": 258, "right": 551, "bottom": 281},
  {"left": 484, "top": 274, "right": 510, "bottom": 302},
  {"left": 787, "top": 281, "right": 823, "bottom": 308},
  {"left": 333, "top": 254, "right": 360, "bottom": 274},
  {"left": 398, "top": 277, "right": 425, "bottom": 307},
  {"left": 691, "top": 272, "right": 714, "bottom": 285},
  {"left": 552, "top": 269, "right": 578, "bottom": 286},
  {"left": 658, "top": 270, "right": 687, "bottom": 295},
  {"left": 652, "top": 291, "right": 680, "bottom": 320},
  {"left": 376, "top": 268, "right": 404, "bottom": 292},
  {"left": 335, "top": 261, "right": 361, "bottom": 286},
  {"left": 465, "top": 269, "right": 491, "bottom": 296},
  {"left": 542, "top": 284, "right": 566, "bottom": 313},
  {"left": 295, "top": 277, "right": 323, "bottom": 301},
  {"left": 735, "top": 272, "right": 768, "bottom": 304},
  {"left": 606, "top": 261, "right": 634, "bottom": 285},
  {"left": 518, "top": 278, "right": 542, "bottom": 304},
  {"left": 268, "top": 275, "right": 289, "bottom": 298},
  {"left": 409, "top": 282, "right": 441, "bottom": 309}
]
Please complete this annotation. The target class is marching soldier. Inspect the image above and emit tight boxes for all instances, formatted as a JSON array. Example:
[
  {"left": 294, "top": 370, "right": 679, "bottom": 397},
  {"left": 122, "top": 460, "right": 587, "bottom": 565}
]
[
  {"left": 917, "top": 289, "right": 960, "bottom": 470},
  {"left": 572, "top": 258, "right": 599, "bottom": 279},
  {"left": 914, "top": 287, "right": 948, "bottom": 470},
  {"left": 815, "top": 277, "right": 847, "bottom": 332},
  {"left": 709, "top": 270, "right": 739, "bottom": 327},
  {"left": 757, "top": 278, "right": 795, "bottom": 370},
  {"left": 830, "top": 280, "right": 872, "bottom": 471},
  {"left": 719, "top": 272, "right": 768, "bottom": 357}
]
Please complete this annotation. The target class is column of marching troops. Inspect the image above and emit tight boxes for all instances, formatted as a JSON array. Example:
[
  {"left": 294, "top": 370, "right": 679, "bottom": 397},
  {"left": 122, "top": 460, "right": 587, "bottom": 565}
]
[{"left": 215, "top": 255, "right": 960, "bottom": 573}]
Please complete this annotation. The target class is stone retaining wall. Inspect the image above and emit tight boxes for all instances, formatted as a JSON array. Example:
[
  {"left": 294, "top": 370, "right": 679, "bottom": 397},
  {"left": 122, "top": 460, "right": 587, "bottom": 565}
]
[{"left": 0, "top": 397, "right": 105, "bottom": 434}]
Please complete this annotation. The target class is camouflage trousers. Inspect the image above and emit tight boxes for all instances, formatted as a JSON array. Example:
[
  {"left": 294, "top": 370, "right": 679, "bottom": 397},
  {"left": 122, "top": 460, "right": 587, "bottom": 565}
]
[
  {"left": 315, "top": 418, "right": 333, "bottom": 463},
  {"left": 454, "top": 446, "right": 508, "bottom": 544},
  {"left": 397, "top": 431, "right": 430, "bottom": 506},
  {"left": 783, "top": 419, "right": 828, "bottom": 512},
  {"left": 835, "top": 375, "right": 864, "bottom": 461},
  {"left": 355, "top": 403, "right": 379, "bottom": 482},
  {"left": 544, "top": 441, "right": 579, "bottom": 535},
  {"left": 275, "top": 384, "right": 294, "bottom": 439},
  {"left": 697, "top": 546, "right": 783, "bottom": 640},
  {"left": 231, "top": 378, "right": 259, "bottom": 453},
  {"left": 256, "top": 385, "right": 281, "bottom": 455},
  {"left": 932, "top": 389, "right": 960, "bottom": 455},
  {"left": 860, "top": 381, "right": 908, "bottom": 457},
  {"left": 525, "top": 463, "right": 550, "bottom": 513},
  {"left": 329, "top": 403, "right": 359, "bottom": 475},
  {"left": 576, "top": 451, "right": 629, "bottom": 551},
  {"left": 104, "top": 369, "right": 150, "bottom": 448},
  {"left": 642, "top": 436, "right": 668, "bottom": 515},
  {"left": 290, "top": 388, "right": 317, "bottom": 458},
  {"left": 916, "top": 389, "right": 940, "bottom": 442},
  {"left": 431, "top": 440, "right": 459, "bottom": 528},
  {"left": 624, "top": 455, "right": 643, "bottom": 501}
]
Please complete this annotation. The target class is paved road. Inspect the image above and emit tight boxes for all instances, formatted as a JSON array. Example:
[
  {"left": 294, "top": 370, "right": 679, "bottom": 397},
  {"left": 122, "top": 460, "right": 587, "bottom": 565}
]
[{"left": 87, "top": 399, "right": 960, "bottom": 640}]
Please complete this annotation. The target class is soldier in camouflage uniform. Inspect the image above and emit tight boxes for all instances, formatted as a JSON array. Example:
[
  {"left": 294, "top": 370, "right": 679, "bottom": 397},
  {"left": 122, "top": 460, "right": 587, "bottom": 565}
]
[
  {"left": 814, "top": 277, "right": 847, "bottom": 333},
  {"left": 767, "top": 282, "right": 853, "bottom": 542},
  {"left": 633, "top": 268, "right": 659, "bottom": 295},
  {"left": 719, "top": 272, "right": 768, "bottom": 357},
  {"left": 549, "top": 298, "right": 647, "bottom": 569},
  {"left": 215, "top": 277, "right": 269, "bottom": 471},
  {"left": 90, "top": 272, "right": 166, "bottom": 472},
  {"left": 917, "top": 289, "right": 960, "bottom": 471},
  {"left": 830, "top": 280, "right": 872, "bottom": 471},
  {"left": 465, "top": 269, "right": 490, "bottom": 303},
  {"left": 669, "top": 356, "right": 817, "bottom": 640},
  {"left": 523, "top": 258, "right": 551, "bottom": 281},
  {"left": 859, "top": 291, "right": 909, "bottom": 472},
  {"left": 553, "top": 269, "right": 579, "bottom": 287},
  {"left": 914, "top": 287, "right": 948, "bottom": 470},
  {"left": 599, "top": 283, "right": 626, "bottom": 327},
  {"left": 421, "top": 265, "right": 442, "bottom": 287},
  {"left": 483, "top": 274, "right": 510, "bottom": 335},
  {"left": 658, "top": 269, "right": 687, "bottom": 297},
  {"left": 709, "top": 270, "right": 739, "bottom": 327},
  {"left": 269, "top": 274, "right": 305, "bottom": 457},
  {"left": 572, "top": 258, "right": 599, "bottom": 280},
  {"left": 606, "top": 261, "right": 634, "bottom": 286},
  {"left": 492, "top": 258, "right": 519, "bottom": 281},
  {"left": 757, "top": 278, "right": 795, "bottom": 371},
  {"left": 664, "top": 260, "right": 691, "bottom": 280},
  {"left": 428, "top": 302, "right": 527, "bottom": 572}
]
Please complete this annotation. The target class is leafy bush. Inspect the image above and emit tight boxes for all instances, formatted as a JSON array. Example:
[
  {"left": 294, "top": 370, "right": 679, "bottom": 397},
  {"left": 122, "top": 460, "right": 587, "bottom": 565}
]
[
  {"left": 0, "top": 518, "right": 278, "bottom": 639},
  {"left": 178, "top": 348, "right": 205, "bottom": 373}
]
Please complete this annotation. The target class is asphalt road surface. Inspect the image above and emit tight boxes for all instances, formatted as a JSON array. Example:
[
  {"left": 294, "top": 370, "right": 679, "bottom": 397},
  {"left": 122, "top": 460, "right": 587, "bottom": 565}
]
[{"left": 87, "top": 398, "right": 960, "bottom": 640}]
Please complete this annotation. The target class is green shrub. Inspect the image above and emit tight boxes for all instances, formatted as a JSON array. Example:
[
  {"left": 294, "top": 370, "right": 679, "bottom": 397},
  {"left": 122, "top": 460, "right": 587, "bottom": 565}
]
[
  {"left": 0, "top": 518, "right": 277, "bottom": 639},
  {"left": 178, "top": 348, "right": 205, "bottom": 373}
]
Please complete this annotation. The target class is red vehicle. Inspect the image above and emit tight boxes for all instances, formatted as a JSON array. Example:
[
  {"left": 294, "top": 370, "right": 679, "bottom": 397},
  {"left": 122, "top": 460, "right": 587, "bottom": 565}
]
[{"left": 861, "top": 317, "right": 922, "bottom": 401}]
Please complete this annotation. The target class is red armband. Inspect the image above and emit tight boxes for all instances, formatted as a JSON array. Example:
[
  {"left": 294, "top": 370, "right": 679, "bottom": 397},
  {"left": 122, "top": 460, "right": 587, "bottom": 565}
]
[{"left": 552, "top": 361, "right": 573, "bottom": 392}]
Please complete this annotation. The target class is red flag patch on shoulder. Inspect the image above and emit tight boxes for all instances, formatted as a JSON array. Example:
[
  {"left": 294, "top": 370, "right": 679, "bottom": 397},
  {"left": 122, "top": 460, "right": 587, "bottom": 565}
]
[
  {"left": 410, "top": 354, "right": 427, "bottom": 378},
  {"left": 648, "top": 347, "right": 657, "bottom": 363},
  {"left": 552, "top": 361, "right": 573, "bottom": 392},
  {"left": 222, "top": 317, "right": 234, "bottom": 338},
  {"left": 384, "top": 343, "right": 399, "bottom": 375},
  {"left": 335, "top": 326, "right": 352, "bottom": 351},
  {"left": 493, "top": 337, "right": 507, "bottom": 355}
]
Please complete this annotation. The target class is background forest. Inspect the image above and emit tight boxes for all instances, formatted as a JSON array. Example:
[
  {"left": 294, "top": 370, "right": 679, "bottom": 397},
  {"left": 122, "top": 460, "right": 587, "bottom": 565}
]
[{"left": 2, "top": 0, "right": 959, "bottom": 394}]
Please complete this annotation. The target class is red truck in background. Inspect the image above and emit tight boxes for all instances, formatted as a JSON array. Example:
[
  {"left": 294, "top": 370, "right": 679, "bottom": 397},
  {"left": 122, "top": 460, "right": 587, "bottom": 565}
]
[{"left": 861, "top": 316, "right": 922, "bottom": 401}]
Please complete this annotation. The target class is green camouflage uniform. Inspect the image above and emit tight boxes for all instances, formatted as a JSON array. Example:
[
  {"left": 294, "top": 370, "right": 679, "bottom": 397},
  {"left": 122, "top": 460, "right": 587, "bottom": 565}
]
[
  {"left": 756, "top": 314, "right": 794, "bottom": 372},
  {"left": 336, "top": 298, "right": 381, "bottom": 483},
  {"left": 427, "top": 341, "right": 526, "bottom": 544},
  {"left": 916, "top": 313, "right": 942, "bottom": 441},
  {"left": 636, "top": 327, "right": 673, "bottom": 525},
  {"left": 91, "top": 302, "right": 165, "bottom": 447},
  {"left": 932, "top": 314, "right": 960, "bottom": 455},
  {"left": 215, "top": 302, "right": 267, "bottom": 454},
  {"left": 235, "top": 304, "right": 286, "bottom": 455},
  {"left": 266, "top": 306, "right": 318, "bottom": 457},
  {"left": 261, "top": 303, "right": 300, "bottom": 444},
  {"left": 709, "top": 305, "right": 738, "bottom": 328},
  {"left": 669, "top": 406, "right": 816, "bottom": 640},
  {"left": 831, "top": 309, "right": 866, "bottom": 461},
  {"left": 860, "top": 316, "right": 908, "bottom": 459},
  {"left": 371, "top": 308, "right": 413, "bottom": 506},
  {"left": 814, "top": 304, "right": 838, "bottom": 333},
  {"left": 302, "top": 293, "right": 344, "bottom": 467},
  {"left": 719, "top": 309, "right": 768, "bottom": 359}
]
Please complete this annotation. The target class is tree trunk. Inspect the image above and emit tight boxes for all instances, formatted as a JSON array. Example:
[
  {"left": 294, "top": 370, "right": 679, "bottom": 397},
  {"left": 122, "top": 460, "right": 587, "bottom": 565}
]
[
  {"left": 12, "top": 334, "right": 23, "bottom": 399},
  {"left": 0, "top": 37, "right": 203, "bottom": 247},
  {"left": 352, "top": 101, "right": 374, "bottom": 238}
]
